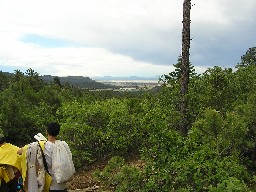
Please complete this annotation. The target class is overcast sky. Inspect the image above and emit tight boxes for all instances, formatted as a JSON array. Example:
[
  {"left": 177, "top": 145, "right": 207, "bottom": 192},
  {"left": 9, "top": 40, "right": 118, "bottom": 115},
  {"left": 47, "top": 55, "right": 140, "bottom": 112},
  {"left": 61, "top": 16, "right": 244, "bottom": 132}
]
[{"left": 0, "top": 0, "right": 255, "bottom": 78}]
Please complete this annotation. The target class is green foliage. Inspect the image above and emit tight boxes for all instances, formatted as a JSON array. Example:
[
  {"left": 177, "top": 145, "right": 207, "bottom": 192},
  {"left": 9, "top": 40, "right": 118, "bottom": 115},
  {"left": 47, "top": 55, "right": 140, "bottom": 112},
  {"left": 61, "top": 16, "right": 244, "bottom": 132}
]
[
  {"left": 96, "top": 118, "right": 251, "bottom": 191},
  {"left": 209, "top": 177, "right": 250, "bottom": 192},
  {"left": 0, "top": 71, "right": 11, "bottom": 91},
  {"left": 160, "top": 55, "right": 197, "bottom": 85},
  {"left": 94, "top": 156, "right": 143, "bottom": 192},
  {"left": 1, "top": 60, "right": 256, "bottom": 191},
  {"left": 53, "top": 76, "right": 62, "bottom": 87},
  {"left": 58, "top": 98, "right": 145, "bottom": 167},
  {"left": 90, "top": 60, "right": 256, "bottom": 190},
  {"left": 192, "top": 66, "right": 234, "bottom": 112},
  {"left": 236, "top": 47, "right": 256, "bottom": 68},
  {"left": 231, "top": 91, "right": 256, "bottom": 169},
  {"left": 189, "top": 108, "right": 248, "bottom": 156},
  {"left": 0, "top": 87, "right": 40, "bottom": 145},
  {"left": 140, "top": 126, "right": 250, "bottom": 191},
  {"left": 0, "top": 69, "right": 64, "bottom": 145},
  {"left": 232, "top": 65, "right": 256, "bottom": 101}
]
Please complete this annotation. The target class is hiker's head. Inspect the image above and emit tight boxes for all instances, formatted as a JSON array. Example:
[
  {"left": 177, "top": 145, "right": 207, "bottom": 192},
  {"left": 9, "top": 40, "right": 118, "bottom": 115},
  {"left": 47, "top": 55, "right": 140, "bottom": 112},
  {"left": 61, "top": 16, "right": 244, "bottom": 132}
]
[
  {"left": 0, "top": 133, "right": 6, "bottom": 145},
  {"left": 46, "top": 122, "right": 60, "bottom": 137}
]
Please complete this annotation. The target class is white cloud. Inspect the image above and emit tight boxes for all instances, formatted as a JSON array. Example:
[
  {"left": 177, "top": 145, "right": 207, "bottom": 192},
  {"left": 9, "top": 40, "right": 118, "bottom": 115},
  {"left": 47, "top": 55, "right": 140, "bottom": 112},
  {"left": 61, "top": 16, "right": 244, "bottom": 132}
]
[
  {"left": 0, "top": 39, "right": 173, "bottom": 77},
  {"left": 0, "top": 0, "right": 255, "bottom": 77}
]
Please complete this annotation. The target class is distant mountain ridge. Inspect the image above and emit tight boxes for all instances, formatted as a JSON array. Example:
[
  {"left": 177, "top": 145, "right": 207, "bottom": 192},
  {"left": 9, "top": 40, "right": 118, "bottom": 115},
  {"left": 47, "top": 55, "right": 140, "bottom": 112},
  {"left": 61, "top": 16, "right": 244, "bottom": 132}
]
[
  {"left": 0, "top": 71, "right": 117, "bottom": 89},
  {"left": 41, "top": 75, "right": 117, "bottom": 89}
]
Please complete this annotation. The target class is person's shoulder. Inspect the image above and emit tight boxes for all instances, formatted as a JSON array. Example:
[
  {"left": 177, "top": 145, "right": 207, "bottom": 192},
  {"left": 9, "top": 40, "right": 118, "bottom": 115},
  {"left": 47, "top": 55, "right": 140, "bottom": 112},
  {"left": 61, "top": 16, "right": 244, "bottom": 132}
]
[
  {"left": 1, "top": 143, "right": 19, "bottom": 150},
  {"left": 45, "top": 141, "right": 54, "bottom": 149},
  {"left": 57, "top": 140, "right": 69, "bottom": 147}
]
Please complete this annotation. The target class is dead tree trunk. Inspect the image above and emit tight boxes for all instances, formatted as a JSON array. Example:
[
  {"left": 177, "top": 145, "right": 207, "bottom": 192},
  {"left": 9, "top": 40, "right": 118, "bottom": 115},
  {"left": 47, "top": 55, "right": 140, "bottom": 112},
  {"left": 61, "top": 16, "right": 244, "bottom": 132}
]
[{"left": 180, "top": 0, "right": 191, "bottom": 135}]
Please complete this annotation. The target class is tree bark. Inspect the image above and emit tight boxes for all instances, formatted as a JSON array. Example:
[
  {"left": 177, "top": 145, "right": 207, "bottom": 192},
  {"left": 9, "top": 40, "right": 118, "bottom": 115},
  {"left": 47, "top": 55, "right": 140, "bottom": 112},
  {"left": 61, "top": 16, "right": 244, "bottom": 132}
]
[{"left": 180, "top": 0, "right": 191, "bottom": 135}]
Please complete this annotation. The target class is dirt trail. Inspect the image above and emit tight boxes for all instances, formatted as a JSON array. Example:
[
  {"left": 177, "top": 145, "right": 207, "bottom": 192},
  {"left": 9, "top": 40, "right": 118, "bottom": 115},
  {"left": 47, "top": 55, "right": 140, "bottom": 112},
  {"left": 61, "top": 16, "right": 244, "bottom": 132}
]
[{"left": 67, "top": 158, "right": 110, "bottom": 192}]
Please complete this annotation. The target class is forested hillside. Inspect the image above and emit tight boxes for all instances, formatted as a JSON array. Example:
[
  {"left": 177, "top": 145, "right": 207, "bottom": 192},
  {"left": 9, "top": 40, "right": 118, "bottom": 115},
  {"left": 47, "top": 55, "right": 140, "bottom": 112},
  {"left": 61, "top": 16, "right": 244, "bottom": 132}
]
[
  {"left": 0, "top": 47, "right": 256, "bottom": 191},
  {"left": 2, "top": 71, "right": 116, "bottom": 89}
]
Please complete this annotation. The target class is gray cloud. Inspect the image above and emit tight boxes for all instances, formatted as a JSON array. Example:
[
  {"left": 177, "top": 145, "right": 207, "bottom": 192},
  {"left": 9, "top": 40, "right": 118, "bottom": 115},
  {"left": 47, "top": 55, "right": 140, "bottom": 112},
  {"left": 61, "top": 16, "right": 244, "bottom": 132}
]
[
  {"left": 189, "top": 0, "right": 256, "bottom": 68},
  {"left": 0, "top": 0, "right": 255, "bottom": 77}
]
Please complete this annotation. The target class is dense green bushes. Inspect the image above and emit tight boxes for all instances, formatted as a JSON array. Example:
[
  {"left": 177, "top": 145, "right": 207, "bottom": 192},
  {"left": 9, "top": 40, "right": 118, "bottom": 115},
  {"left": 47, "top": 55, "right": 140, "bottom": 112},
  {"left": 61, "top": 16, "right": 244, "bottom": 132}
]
[
  {"left": 140, "top": 108, "right": 251, "bottom": 191},
  {"left": 94, "top": 109, "right": 252, "bottom": 191},
  {"left": 92, "top": 65, "right": 256, "bottom": 190},
  {"left": 1, "top": 60, "right": 256, "bottom": 190},
  {"left": 58, "top": 98, "right": 147, "bottom": 166}
]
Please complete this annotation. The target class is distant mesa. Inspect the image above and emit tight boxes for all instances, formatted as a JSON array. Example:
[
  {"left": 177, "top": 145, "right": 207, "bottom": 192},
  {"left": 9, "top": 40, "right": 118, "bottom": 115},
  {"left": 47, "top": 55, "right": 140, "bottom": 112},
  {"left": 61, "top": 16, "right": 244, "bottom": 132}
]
[{"left": 40, "top": 75, "right": 116, "bottom": 89}]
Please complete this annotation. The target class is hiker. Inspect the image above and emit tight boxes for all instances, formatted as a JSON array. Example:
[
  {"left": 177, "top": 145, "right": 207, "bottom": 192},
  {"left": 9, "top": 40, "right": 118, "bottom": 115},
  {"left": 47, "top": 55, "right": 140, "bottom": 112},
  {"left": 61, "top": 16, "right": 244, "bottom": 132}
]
[
  {"left": 43, "top": 122, "right": 75, "bottom": 191},
  {"left": 17, "top": 139, "right": 46, "bottom": 192},
  {"left": 18, "top": 122, "right": 75, "bottom": 192},
  {"left": 0, "top": 133, "right": 22, "bottom": 192}
]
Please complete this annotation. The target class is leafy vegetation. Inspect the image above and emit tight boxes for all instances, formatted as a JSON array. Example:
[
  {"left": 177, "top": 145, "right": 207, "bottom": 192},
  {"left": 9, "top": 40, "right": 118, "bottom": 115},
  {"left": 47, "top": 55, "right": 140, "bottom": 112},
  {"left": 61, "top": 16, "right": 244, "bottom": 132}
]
[{"left": 1, "top": 47, "right": 256, "bottom": 191}]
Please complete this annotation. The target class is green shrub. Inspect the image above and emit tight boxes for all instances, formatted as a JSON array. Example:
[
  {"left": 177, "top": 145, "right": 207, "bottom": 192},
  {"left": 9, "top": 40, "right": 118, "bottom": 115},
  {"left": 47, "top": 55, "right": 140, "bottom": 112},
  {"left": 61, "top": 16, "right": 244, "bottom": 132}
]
[
  {"left": 93, "top": 156, "right": 143, "bottom": 191},
  {"left": 59, "top": 98, "right": 146, "bottom": 167},
  {"left": 209, "top": 177, "right": 250, "bottom": 192}
]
